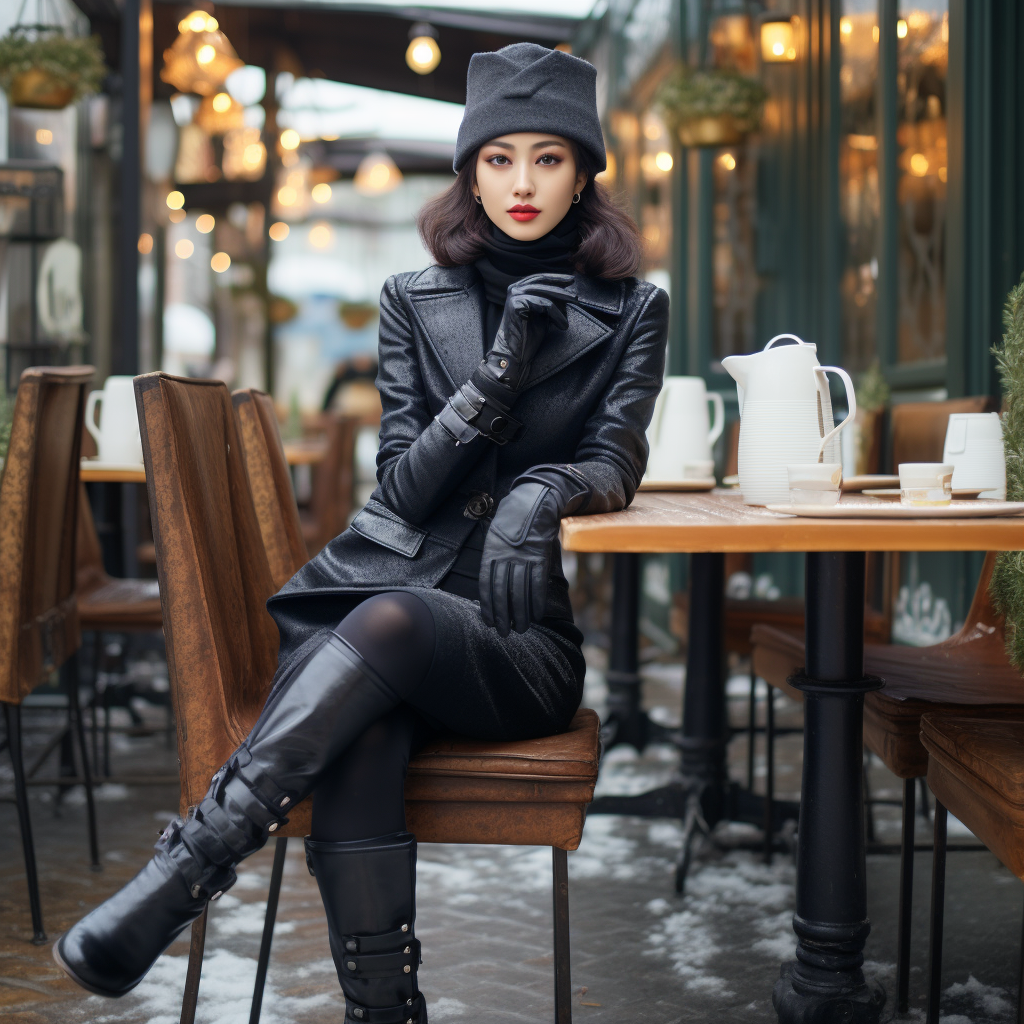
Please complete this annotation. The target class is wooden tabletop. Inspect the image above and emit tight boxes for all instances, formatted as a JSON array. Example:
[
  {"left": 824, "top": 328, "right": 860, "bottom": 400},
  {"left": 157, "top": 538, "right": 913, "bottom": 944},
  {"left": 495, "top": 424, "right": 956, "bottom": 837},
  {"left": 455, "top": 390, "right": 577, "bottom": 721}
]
[
  {"left": 282, "top": 438, "right": 328, "bottom": 466},
  {"left": 559, "top": 489, "right": 1024, "bottom": 553},
  {"left": 80, "top": 461, "right": 146, "bottom": 484}
]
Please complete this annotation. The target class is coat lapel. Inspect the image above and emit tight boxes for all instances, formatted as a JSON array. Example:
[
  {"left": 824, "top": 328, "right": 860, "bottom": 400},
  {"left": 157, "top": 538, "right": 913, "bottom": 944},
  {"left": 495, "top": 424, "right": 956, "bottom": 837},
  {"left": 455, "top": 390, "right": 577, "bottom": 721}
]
[{"left": 407, "top": 266, "right": 624, "bottom": 393}]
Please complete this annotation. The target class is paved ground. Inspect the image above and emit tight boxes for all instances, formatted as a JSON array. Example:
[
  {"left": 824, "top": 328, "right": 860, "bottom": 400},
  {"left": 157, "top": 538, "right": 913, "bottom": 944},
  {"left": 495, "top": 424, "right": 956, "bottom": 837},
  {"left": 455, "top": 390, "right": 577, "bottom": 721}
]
[{"left": 2, "top": 647, "right": 1021, "bottom": 1024}]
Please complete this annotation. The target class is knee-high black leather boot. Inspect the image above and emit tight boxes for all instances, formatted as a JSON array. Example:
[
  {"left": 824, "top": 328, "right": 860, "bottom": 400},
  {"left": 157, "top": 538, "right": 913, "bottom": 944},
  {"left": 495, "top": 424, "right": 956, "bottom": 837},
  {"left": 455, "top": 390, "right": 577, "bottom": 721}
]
[
  {"left": 54, "top": 632, "right": 403, "bottom": 998},
  {"left": 304, "top": 832, "right": 426, "bottom": 1024}
]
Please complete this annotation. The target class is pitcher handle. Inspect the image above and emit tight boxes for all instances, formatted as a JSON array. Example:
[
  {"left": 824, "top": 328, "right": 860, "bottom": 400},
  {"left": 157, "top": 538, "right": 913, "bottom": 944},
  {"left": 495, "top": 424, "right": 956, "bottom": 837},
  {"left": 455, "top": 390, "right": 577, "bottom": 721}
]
[
  {"left": 764, "top": 333, "right": 808, "bottom": 350},
  {"left": 84, "top": 390, "right": 102, "bottom": 453},
  {"left": 707, "top": 392, "right": 725, "bottom": 447},
  {"left": 814, "top": 366, "right": 857, "bottom": 462}
]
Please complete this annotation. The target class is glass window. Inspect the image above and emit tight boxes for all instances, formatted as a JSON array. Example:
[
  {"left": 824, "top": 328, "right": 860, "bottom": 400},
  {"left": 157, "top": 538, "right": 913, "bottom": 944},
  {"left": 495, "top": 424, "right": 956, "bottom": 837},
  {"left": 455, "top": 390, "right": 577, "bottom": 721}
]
[
  {"left": 639, "top": 109, "right": 673, "bottom": 288},
  {"left": 839, "top": 1, "right": 880, "bottom": 372},
  {"left": 896, "top": 1, "right": 949, "bottom": 364}
]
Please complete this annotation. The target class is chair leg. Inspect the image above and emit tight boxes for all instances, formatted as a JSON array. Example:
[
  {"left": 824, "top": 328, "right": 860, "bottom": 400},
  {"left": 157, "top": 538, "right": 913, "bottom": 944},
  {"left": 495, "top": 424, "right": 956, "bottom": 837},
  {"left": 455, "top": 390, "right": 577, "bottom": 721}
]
[
  {"left": 90, "top": 631, "right": 102, "bottom": 775},
  {"left": 250, "top": 837, "right": 288, "bottom": 1024},
  {"left": 897, "top": 776, "right": 917, "bottom": 1014},
  {"left": 763, "top": 685, "right": 775, "bottom": 865},
  {"left": 66, "top": 658, "right": 100, "bottom": 870},
  {"left": 552, "top": 847, "right": 572, "bottom": 1024},
  {"left": 926, "top": 798, "right": 948, "bottom": 1024},
  {"left": 180, "top": 904, "right": 209, "bottom": 1024},
  {"left": 747, "top": 670, "right": 757, "bottom": 791},
  {"left": 4, "top": 702, "right": 47, "bottom": 944}
]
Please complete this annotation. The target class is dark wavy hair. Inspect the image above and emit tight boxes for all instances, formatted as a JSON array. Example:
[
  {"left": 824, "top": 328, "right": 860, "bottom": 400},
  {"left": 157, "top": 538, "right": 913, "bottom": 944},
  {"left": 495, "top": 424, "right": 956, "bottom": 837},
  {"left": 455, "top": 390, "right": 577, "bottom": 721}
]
[{"left": 418, "top": 143, "right": 644, "bottom": 280}]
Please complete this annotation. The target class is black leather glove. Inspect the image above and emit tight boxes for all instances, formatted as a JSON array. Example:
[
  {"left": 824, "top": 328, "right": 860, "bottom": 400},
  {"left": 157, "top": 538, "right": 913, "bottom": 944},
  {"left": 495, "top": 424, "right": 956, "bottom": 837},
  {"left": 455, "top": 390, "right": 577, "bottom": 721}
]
[
  {"left": 436, "top": 274, "right": 576, "bottom": 447},
  {"left": 478, "top": 464, "right": 591, "bottom": 637}
]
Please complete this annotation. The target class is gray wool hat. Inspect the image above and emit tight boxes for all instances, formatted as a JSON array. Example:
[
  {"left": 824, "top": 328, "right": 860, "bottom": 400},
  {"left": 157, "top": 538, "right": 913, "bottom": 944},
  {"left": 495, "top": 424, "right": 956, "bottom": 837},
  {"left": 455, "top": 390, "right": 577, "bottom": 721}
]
[{"left": 454, "top": 43, "right": 606, "bottom": 173}]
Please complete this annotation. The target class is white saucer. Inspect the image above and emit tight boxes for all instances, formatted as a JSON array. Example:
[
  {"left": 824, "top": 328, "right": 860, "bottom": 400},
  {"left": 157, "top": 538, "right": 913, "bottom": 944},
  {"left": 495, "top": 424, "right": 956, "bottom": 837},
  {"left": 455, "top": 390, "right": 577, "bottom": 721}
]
[{"left": 766, "top": 499, "right": 1024, "bottom": 519}]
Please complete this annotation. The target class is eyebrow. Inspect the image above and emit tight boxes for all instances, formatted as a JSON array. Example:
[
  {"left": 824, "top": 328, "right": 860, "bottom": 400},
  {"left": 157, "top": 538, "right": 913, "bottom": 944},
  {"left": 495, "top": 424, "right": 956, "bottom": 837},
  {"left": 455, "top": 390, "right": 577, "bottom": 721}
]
[{"left": 484, "top": 139, "right": 568, "bottom": 151}]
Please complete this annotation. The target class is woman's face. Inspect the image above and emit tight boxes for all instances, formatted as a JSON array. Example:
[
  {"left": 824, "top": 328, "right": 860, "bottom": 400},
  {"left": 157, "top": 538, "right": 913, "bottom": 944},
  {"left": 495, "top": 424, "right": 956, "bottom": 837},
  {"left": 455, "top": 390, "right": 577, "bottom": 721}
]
[{"left": 473, "top": 133, "right": 587, "bottom": 241}]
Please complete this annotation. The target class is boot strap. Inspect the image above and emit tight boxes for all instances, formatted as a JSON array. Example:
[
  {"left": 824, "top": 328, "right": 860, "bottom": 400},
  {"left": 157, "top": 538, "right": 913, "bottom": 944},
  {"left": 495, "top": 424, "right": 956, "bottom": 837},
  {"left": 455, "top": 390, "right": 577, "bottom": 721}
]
[
  {"left": 340, "top": 925, "right": 413, "bottom": 954},
  {"left": 345, "top": 993, "right": 425, "bottom": 1023},
  {"left": 340, "top": 939, "right": 421, "bottom": 979}
]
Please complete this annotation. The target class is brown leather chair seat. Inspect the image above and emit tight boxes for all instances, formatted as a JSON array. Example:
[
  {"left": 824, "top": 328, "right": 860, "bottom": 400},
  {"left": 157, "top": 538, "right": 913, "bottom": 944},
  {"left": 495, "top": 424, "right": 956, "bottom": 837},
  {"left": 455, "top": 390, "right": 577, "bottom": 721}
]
[
  {"left": 278, "top": 709, "right": 600, "bottom": 850},
  {"left": 922, "top": 714, "right": 1024, "bottom": 878}
]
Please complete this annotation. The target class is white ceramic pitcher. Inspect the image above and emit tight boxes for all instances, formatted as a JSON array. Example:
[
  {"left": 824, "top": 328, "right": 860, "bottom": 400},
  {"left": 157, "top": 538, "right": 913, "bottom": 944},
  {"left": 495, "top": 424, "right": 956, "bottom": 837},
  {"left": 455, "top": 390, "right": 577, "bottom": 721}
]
[
  {"left": 85, "top": 375, "right": 143, "bottom": 464},
  {"left": 721, "top": 335, "right": 857, "bottom": 506},
  {"left": 645, "top": 376, "right": 725, "bottom": 480}
]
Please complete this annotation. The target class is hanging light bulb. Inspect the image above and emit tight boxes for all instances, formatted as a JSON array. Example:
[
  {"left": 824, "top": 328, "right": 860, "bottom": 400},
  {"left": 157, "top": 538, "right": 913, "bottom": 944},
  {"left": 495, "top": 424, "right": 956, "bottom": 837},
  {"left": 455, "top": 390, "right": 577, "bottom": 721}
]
[
  {"left": 405, "top": 23, "right": 441, "bottom": 75},
  {"left": 195, "top": 91, "right": 245, "bottom": 134},
  {"left": 354, "top": 151, "right": 402, "bottom": 195},
  {"left": 760, "top": 17, "right": 798, "bottom": 63},
  {"left": 161, "top": 10, "right": 244, "bottom": 96}
]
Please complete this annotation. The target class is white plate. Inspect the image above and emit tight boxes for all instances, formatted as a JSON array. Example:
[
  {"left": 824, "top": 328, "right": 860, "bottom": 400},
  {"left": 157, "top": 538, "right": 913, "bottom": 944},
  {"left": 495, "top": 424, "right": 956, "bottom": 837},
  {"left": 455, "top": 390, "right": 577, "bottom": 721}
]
[
  {"left": 638, "top": 478, "right": 717, "bottom": 492},
  {"left": 862, "top": 487, "right": 986, "bottom": 501},
  {"left": 80, "top": 458, "right": 146, "bottom": 474},
  {"left": 766, "top": 499, "right": 1024, "bottom": 519}
]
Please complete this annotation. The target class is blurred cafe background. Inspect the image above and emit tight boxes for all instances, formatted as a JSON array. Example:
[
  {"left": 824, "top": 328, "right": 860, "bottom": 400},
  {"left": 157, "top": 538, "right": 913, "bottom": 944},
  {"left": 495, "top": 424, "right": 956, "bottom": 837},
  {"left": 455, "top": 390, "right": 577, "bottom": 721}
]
[{"left": 0, "top": 0, "right": 1022, "bottom": 650}]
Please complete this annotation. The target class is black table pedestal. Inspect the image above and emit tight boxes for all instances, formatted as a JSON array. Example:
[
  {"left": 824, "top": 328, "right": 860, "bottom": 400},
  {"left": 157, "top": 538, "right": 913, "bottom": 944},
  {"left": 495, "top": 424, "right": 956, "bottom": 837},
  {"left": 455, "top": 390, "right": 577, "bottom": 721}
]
[
  {"left": 773, "top": 551, "right": 885, "bottom": 1024},
  {"left": 590, "top": 553, "right": 800, "bottom": 892}
]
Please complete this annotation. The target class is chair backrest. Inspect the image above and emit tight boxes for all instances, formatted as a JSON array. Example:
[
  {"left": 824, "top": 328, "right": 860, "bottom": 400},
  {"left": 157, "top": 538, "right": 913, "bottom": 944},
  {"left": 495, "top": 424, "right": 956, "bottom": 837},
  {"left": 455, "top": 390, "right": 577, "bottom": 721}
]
[
  {"left": 891, "top": 396, "right": 995, "bottom": 467},
  {"left": 0, "top": 365, "right": 93, "bottom": 703},
  {"left": 135, "top": 372, "right": 278, "bottom": 810},
  {"left": 232, "top": 388, "right": 307, "bottom": 589},
  {"left": 306, "top": 411, "right": 360, "bottom": 555}
]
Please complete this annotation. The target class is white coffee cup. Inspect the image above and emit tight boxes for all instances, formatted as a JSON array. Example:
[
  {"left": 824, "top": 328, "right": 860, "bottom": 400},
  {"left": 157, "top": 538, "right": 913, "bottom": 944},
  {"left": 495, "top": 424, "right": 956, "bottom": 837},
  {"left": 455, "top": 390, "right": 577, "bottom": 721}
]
[
  {"left": 786, "top": 463, "right": 842, "bottom": 505},
  {"left": 645, "top": 376, "right": 724, "bottom": 480},
  {"left": 942, "top": 412, "right": 1006, "bottom": 500},
  {"left": 85, "top": 375, "right": 143, "bottom": 465},
  {"left": 899, "top": 463, "right": 954, "bottom": 506}
]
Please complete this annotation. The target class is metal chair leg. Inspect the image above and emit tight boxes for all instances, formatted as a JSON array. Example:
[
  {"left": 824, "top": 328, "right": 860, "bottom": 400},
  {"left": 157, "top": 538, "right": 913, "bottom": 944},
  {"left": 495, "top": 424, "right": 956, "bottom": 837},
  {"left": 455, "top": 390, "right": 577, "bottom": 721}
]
[
  {"left": 250, "top": 837, "right": 288, "bottom": 1024},
  {"left": 747, "top": 671, "right": 757, "bottom": 791},
  {"left": 763, "top": 685, "right": 775, "bottom": 865},
  {"left": 4, "top": 701, "right": 47, "bottom": 944},
  {"left": 180, "top": 904, "right": 209, "bottom": 1024},
  {"left": 552, "top": 847, "right": 572, "bottom": 1024},
  {"left": 926, "top": 799, "right": 948, "bottom": 1024},
  {"left": 897, "top": 776, "right": 917, "bottom": 1014},
  {"left": 66, "top": 658, "right": 100, "bottom": 870}
]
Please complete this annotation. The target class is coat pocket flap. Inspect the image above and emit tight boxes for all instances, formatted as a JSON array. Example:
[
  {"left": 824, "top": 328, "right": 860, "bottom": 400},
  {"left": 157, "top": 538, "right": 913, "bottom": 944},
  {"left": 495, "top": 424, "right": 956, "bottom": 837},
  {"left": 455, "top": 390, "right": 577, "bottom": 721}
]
[{"left": 349, "top": 500, "right": 428, "bottom": 558}]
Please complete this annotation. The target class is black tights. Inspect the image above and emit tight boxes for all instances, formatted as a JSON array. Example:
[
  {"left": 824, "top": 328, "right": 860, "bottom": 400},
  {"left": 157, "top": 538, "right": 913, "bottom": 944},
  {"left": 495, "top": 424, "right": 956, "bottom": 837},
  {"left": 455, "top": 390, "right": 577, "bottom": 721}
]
[{"left": 310, "top": 592, "right": 437, "bottom": 842}]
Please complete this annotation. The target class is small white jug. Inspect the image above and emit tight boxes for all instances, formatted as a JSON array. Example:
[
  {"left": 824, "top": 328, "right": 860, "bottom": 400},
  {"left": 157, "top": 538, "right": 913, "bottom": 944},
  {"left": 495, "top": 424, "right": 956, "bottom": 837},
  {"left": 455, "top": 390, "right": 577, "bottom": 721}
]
[
  {"left": 85, "top": 375, "right": 143, "bottom": 465},
  {"left": 644, "top": 376, "right": 725, "bottom": 480},
  {"left": 942, "top": 412, "right": 1006, "bottom": 499}
]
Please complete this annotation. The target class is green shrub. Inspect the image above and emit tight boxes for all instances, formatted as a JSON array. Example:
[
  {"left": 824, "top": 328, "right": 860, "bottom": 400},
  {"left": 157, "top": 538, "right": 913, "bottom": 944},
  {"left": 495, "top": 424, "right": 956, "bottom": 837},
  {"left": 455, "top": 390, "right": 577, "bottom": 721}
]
[
  {"left": 989, "top": 273, "right": 1024, "bottom": 669},
  {"left": 657, "top": 67, "right": 767, "bottom": 135},
  {"left": 0, "top": 27, "right": 107, "bottom": 104}
]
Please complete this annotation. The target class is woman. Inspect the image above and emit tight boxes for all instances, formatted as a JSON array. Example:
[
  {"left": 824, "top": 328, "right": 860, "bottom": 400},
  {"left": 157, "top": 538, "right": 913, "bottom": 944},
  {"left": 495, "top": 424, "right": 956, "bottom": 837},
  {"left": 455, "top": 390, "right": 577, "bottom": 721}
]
[{"left": 54, "top": 42, "right": 668, "bottom": 1022}]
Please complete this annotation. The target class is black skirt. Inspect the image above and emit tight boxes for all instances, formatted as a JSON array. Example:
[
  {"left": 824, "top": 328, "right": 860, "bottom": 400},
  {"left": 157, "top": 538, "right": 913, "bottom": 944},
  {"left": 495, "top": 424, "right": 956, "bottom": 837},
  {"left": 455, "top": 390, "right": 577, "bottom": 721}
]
[{"left": 267, "top": 585, "right": 586, "bottom": 742}]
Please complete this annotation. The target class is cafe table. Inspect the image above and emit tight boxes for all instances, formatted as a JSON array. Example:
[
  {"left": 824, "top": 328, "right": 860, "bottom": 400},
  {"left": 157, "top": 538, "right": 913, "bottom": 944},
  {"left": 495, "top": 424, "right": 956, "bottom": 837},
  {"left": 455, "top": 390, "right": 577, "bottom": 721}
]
[{"left": 559, "top": 487, "right": 1024, "bottom": 1023}]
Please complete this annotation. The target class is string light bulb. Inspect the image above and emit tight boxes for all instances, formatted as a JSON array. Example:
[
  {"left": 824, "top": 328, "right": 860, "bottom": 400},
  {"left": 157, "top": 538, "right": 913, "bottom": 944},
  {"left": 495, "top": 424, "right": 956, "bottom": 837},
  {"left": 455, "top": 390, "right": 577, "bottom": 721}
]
[
  {"left": 161, "top": 10, "right": 244, "bottom": 96},
  {"left": 354, "top": 151, "right": 402, "bottom": 195},
  {"left": 405, "top": 23, "right": 440, "bottom": 75}
]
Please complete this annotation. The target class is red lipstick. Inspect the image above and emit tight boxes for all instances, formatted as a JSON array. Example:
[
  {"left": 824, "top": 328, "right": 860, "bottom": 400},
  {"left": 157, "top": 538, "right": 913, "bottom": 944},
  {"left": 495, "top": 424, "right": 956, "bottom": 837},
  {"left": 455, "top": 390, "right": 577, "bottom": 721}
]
[{"left": 508, "top": 204, "right": 540, "bottom": 222}]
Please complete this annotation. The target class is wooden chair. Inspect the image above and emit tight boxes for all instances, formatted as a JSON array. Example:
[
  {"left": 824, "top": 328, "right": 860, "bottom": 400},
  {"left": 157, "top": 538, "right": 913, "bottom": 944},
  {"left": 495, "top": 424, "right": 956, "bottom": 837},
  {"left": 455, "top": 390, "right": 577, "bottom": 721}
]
[
  {"left": 748, "top": 393, "right": 1003, "bottom": 1010},
  {"left": 920, "top": 713, "right": 1024, "bottom": 1023},
  {"left": 0, "top": 365, "right": 99, "bottom": 944},
  {"left": 300, "top": 411, "right": 360, "bottom": 557},
  {"left": 231, "top": 389, "right": 307, "bottom": 589},
  {"left": 76, "top": 483, "right": 164, "bottom": 775},
  {"left": 135, "top": 373, "right": 600, "bottom": 1024}
]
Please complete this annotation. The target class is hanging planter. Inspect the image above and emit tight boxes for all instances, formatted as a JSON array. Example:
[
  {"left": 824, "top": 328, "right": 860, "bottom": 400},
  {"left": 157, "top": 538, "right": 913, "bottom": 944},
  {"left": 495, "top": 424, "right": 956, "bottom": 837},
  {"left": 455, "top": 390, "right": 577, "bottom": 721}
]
[
  {"left": 658, "top": 68, "right": 767, "bottom": 148},
  {"left": 0, "top": 25, "right": 106, "bottom": 109}
]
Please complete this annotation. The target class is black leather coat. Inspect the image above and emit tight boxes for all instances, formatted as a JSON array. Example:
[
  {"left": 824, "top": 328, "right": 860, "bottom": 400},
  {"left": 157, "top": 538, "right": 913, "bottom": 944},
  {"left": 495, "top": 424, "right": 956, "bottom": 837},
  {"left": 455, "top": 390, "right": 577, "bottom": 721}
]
[{"left": 267, "top": 264, "right": 669, "bottom": 660}]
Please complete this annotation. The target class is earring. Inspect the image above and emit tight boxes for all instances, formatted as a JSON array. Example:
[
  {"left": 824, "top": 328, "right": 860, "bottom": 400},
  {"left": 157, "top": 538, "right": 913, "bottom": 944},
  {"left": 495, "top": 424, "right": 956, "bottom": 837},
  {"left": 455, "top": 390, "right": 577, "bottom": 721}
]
[
  {"left": 474, "top": 195, "right": 482, "bottom": 204},
  {"left": 572, "top": 192, "right": 581, "bottom": 204}
]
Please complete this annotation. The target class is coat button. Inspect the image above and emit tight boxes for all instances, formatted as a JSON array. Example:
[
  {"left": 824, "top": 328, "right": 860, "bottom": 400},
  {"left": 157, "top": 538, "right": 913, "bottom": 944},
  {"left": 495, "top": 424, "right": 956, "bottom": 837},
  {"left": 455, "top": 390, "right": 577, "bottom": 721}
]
[
  {"left": 489, "top": 416, "right": 506, "bottom": 433},
  {"left": 463, "top": 491, "right": 494, "bottom": 520}
]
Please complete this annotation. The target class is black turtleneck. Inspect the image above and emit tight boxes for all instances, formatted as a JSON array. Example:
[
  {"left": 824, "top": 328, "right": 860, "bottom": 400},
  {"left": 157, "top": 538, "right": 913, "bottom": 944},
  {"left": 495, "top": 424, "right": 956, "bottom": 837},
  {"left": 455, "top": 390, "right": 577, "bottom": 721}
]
[{"left": 473, "top": 205, "right": 580, "bottom": 349}]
